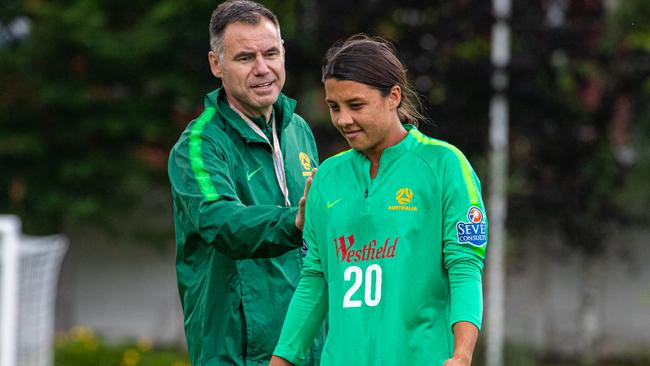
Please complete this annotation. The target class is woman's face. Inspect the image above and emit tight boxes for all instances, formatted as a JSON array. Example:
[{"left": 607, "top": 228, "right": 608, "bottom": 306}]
[{"left": 324, "top": 79, "right": 403, "bottom": 157}]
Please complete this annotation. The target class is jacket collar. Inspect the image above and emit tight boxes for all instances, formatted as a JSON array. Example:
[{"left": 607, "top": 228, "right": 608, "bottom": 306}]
[{"left": 205, "top": 87, "right": 297, "bottom": 143}]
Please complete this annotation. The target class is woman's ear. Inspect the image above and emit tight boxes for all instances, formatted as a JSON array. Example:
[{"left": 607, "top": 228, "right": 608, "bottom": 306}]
[{"left": 388, "top": 85, "right": 402, "bottom": 110}]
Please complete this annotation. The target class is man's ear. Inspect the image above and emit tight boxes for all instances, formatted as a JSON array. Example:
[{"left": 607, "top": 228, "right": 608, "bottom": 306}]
[{"left": 208, "top": 51, "right": 222, "bottom": 79}]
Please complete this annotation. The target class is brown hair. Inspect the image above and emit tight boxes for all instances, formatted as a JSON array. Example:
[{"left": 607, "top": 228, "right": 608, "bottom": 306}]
[
  {"left": 322, "top": 34, "right": 424, "bottom": 125},
  {"left": 209, "top": 0, "right": 281, "bottom": 59}
]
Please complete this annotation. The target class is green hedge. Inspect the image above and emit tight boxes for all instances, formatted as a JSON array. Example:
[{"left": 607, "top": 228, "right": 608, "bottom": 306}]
[{"left": 55, "top": 327, "right": 189, "bottom": 366}]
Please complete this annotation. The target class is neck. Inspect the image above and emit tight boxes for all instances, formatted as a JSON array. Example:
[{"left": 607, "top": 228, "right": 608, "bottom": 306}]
[
  {"left": 365, "top": 124, "right": 408, "bottom": 178},
  {"left": 226, "top": 93, "right": 273, "bottom": 124}
]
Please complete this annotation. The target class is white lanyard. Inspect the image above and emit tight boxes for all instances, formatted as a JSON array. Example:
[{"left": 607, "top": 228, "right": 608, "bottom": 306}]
[{"left": 228, "top": 102, "right": 291, "bottom": 207}]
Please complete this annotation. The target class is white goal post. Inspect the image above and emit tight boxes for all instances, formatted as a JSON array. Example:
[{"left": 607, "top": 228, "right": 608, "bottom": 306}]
[{"left": 1, "top": 215, "right": 68, "bottom": 366}]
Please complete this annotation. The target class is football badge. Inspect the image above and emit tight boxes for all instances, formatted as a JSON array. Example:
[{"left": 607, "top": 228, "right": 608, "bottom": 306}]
[{"left": 299, "top": 152, "right": 312, "bottom": 177}]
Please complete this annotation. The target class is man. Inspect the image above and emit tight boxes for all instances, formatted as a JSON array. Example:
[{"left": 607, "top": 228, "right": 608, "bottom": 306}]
[{"left": 168, "top": 1, "right": 322, "bottom": 365}]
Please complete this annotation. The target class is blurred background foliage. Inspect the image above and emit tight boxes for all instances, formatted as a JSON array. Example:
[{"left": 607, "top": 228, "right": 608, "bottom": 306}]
[
  {"left": 55, "top": 326, "right": 188, "bottom": 366},
  {"left": 1, "top": 0, "right": 649, "bottom": 251}
]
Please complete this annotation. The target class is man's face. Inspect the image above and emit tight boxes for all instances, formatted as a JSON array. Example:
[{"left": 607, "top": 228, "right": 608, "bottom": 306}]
[
  {"left": 209, "top": 19, "right": 285, "bottom": 119},
  {"left": 324, "top": 78, "right": 402, "bottom": 157}
]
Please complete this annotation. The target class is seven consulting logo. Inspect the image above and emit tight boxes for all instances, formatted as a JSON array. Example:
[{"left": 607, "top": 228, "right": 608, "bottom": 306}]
[
  {"left": 388, "top": 188, "right": 418, "bottom": 211},
  {"left": 468, "top": 207, "right": 483, "bottom": 223},
  {"left": 299, "top": 152, "right": 312, "bottom": 177},
  {"left": 456, "top": 206, "right": 487, "bottom": 247}
]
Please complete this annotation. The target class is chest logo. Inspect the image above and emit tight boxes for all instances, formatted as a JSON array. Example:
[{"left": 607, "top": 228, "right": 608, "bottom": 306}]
[
  {"left": 395, "top": 188, "right": 413, "bottom": 204},
  {"left": 247, "top": 167, "right": 262, "bottom": 181},
  {"left": 388, "top": 188, "right": 418, "bottom": 211},
  {"left": 326, "top": 198, "right": 342, "bottom": 209},
  {"left": 334, "top": 234, "right": 399, "bottom": 263},
  {"left": 299, "top": 152, "right": 312, "bottom": 176}
]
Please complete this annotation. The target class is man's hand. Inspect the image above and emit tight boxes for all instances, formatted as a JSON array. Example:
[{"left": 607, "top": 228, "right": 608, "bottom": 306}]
[
  {"left": 295, "top": 168, "right": 316, "bottom": 231},
  {"left": 269, "top": 355, "right": 294, "bottom": 366}
]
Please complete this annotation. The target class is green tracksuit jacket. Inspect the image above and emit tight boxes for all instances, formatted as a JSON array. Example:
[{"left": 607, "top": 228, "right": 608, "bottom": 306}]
[
  {"left": 274, "top": 126, "right": 487, "bottom": 365},
  {"left": 168, "top": 88, "right": 323, "bottom": 366}
]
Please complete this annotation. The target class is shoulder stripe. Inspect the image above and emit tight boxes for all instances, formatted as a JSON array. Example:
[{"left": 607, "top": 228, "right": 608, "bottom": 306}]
[
  {"left": 332, "top": 149, "right": 352, "bottom": 158},
  {"left": 472, "top": 246, "right": 486, "bottom": 258},
  {"left": 410, "top": 129, "right": 480, "bottom": 205},
  {"left": 189, "top": 107, "right": 220, "bottom": 200}
]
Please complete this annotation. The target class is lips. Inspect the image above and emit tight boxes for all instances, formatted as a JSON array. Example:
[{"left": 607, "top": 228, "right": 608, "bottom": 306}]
[
  {"left": 343, "top": 129, "right": 363, "bottom": 139},
  {"left": 251, "top": 80, "right": 275, "bottom": 89}
]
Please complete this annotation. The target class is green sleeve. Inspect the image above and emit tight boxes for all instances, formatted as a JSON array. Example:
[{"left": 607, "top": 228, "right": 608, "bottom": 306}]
[
  {"left": 440, "top": 150, "right": 487, "bottom": 330},
  {"left": 168, "top": 131, "right": 301, "bottom": 259},
  {"left": 273, "top": 175, "right": 328, "bottom": 364}
]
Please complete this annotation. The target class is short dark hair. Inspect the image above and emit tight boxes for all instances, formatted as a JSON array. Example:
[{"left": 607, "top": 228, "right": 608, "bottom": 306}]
[
  {"left": 209, "top": 0, "right": 281, "bottom": 58},
  {"left": 322, "top": 34, "right": 424, "bottom": 125}
]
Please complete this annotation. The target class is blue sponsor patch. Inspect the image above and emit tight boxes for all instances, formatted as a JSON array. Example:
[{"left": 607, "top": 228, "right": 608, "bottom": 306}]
[
  {"left": 456, "top": 206, "right": 487, "bottom": 247},
  {"left": 301, "top": 239, "right": 309, "bottom": 257}
]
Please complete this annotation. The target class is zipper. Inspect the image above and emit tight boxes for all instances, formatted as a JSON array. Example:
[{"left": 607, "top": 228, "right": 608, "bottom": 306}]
[
  {"left": 363, "top": 157, "right": 372, "bottom": 200},
  {"left": 240, "top": 301, "right": 248, "bottom": 364},
  {"left": 310, "top": 346, "right": 314, "bottom": 366}
]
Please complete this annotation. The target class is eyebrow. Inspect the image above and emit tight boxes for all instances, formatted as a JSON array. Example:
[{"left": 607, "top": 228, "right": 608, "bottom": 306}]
[
  {"left": 326, "top": 97, "right": 365, "bottom": 104},
  {"left": 263, "top": 46, "right": 281, "bottom": 53},
  {"left": 232, "top": 46, "right": 280, "bottom": 59}
]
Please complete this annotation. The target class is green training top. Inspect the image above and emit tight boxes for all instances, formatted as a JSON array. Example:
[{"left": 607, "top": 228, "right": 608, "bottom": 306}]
[{"left": 274, "top": 126, "right": 488, "bottom": 366}]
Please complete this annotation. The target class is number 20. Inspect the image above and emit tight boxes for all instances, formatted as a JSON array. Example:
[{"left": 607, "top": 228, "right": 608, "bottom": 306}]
[{"left": 343, "top": 264, "right": 382, "bottom": 308}]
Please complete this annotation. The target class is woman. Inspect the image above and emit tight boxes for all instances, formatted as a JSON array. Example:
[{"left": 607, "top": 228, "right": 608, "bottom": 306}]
[{"left": 270, "top": 35, "right": 488, "bottom": 366}]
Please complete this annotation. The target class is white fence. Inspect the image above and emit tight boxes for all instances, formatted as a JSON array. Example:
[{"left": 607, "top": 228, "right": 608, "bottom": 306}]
[{"left": 1, "top": 215, "right": 68, "bottom": 366}]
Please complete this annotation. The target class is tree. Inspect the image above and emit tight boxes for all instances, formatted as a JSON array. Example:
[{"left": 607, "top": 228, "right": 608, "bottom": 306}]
[
  {"left": 506, "top": 0, "right": 650, "bottom": 361},
  {"left": 1, "top": 1, "right": 217, "bottom": 235},
  {"left": 0, "top": 0, "right": 312, "bottom": 237}
]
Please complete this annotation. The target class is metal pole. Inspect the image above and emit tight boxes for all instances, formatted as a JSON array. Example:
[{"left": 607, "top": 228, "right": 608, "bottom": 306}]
[
  {"left": 487, "top": 1, "right": 511, "bottom": 366},
  {"left": 1, "top": 215, "right": 20, "bottom": 366}
]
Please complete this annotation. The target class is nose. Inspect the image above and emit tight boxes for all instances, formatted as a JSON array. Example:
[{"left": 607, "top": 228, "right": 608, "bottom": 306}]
[
  {"left": 334, "top": 109, "right": 353, "bottom": 127},
  {"left": 252, "top": 54, "right": 270, "bottom": 75}
]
